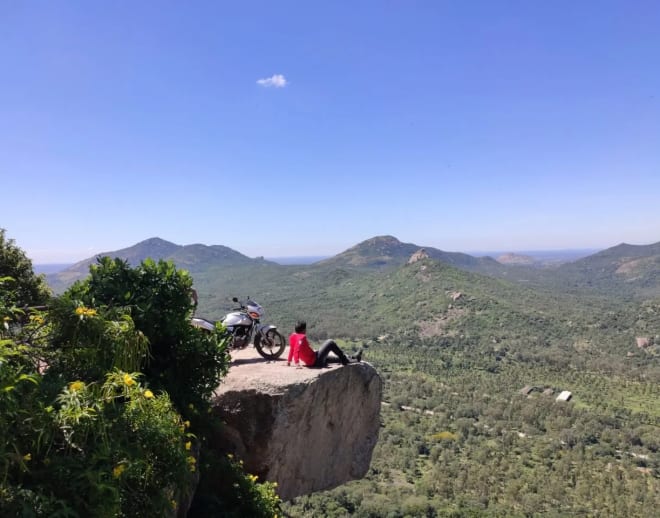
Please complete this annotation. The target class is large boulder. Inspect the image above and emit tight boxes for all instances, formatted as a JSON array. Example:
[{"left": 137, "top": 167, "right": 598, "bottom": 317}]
[{"left": 211, "top": 348, "right": 382, "bottom": 501}]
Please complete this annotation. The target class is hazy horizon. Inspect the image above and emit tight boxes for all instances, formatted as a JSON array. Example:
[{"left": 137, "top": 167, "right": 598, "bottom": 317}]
[
  {"left": 31, "top": 240, "right": 607, "bottom": 271},
  {"left": 19, "top": 236, "right": 646, "bottom": 265}
]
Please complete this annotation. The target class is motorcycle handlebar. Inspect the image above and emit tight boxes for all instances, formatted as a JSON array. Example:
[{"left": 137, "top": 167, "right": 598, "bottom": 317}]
[{"left": 230, "top": 296, "right": 248, "bottom": 311}]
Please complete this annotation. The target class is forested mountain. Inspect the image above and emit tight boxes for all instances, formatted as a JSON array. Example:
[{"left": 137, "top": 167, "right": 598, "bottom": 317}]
[
  {"left": 45, "top": 236, "right": 660, "bottom": 357},
  {"left": 48, "top": 235, "right": 660, "bottom": 301},
  {"left": 46, "top": 234, "right": 510, "bottom": 295},
  {"left": 47, "top": 237, "right": 274, "bottom": 292},
  {"left": 41, "top": 234, "right": 660, "bottom": 515},
  {"left": 507, "top": 240, "right": 660, "bottom": 300},
  {"left": 553, "top": 241, "right": 660, "bottom": 297},
  {"left": 315, "top": 235, "right": 505, "bottom": 275}
]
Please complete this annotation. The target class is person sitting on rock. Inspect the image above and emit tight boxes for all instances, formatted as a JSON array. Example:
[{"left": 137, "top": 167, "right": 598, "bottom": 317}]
[{"left": 287, "top": 320, "right": 362, "bottom": 368}]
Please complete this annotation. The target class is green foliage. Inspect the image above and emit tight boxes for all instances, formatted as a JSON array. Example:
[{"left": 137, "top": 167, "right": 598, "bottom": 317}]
[
  {"left": 31, "top": 235, "right": 660, "bottom": 515},
  {"left": 286, "top": 340, "right": 660, "bottom": 517},
  {"left": 509, "top": 241, "right": 660, "bottom": 300},
  {"left": 1, "top": 240, "right": 281, "bottom": 516},
  {"left": 0, "top": 232, "right": 50, "bottom": 317},
  {"left": 50, "top": 372, "right": 193, "bottom": 516},
  {"left": 1, "top": 304, "right": 194, "bottom": 516},
  {"left": 0, "top": 229, "right": 50, "bottom": 308},
  {"left": 189, "top": 453, "right": 281, "bottom": 517},
  {"left": 45, "top": 298, "right": 150, "bottom": 382},
  {"left": 56, "top": 256, "right": 231, "bottom": 413}
]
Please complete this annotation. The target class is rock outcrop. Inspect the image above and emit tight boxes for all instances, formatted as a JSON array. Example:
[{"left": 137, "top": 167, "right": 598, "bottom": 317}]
[
  {"left": 408, "top": 248, "right": 429, "bottom": 264},
  {"left": 211, "top": 348, "right": 382, "bottom": 501}
]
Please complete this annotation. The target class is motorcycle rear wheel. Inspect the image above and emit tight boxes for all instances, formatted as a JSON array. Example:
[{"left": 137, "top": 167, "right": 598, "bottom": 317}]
[{"left": 255, "top": 329, "right": 286, "bottom": 360}]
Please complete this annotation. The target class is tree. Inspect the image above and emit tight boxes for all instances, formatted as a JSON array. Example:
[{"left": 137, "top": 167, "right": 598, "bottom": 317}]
[
  {"left": 52, "top": 256, "right": 231, "bottom": 414},
  {"left": 0, "top": 229, "right": 50, "bottom": 307},
  {"left": 1, "top": 240, "right": 280, "bottom": 517}
]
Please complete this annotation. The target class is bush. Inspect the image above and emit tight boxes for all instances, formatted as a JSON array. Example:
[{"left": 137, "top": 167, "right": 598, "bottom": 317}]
[
  {"left": 0, "top": 229, "right": 50, "bottom": 308},
  {"left": 1, "top": 299, "right": 195, "bottom": 516},
  {"left": 1, "top": 240, "right": 281, "bottom": 516},
  {"left": 52, "top": 256, "right": 231, "bottom": 415},
  {"left": 189, "top": 453, "right": 280, "bottom": 517}
]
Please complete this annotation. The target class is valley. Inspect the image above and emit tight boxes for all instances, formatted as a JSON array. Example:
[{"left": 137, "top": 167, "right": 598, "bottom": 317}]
[{"left": 44, "top": 234, "right": 660, "bottom": 516}]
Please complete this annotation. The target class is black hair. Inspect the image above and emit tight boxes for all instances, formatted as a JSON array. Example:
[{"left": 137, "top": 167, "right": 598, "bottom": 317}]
[{"left": 295, "top": 320, "right": 307, "bottom": 333}]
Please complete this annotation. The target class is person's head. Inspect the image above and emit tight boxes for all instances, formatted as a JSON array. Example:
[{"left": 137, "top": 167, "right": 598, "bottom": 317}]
[{"left": 295, "top": 320, "right": 307, "bottom": 334}]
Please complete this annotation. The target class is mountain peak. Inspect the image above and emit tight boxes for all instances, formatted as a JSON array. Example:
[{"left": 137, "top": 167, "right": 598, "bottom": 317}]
[
  {"left": 47, "top": 238, "right": 271, "bottom": 293},
  {"left": 316, "top": 235, "right": 502, "bottom": 274},
  {"left": 134, "top": 237, "right": 178, "bottom": 247},
  {"left": 362, "top": 235, "right": 401, "bottom": 246}
]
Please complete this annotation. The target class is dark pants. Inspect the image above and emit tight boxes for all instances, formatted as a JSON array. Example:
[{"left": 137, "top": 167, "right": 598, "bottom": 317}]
[{"left": 314, "top": 339, "right": 349, "bottom": 367}]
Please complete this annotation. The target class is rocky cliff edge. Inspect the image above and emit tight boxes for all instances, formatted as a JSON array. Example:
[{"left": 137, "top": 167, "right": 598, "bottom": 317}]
[{"left": 210, "top": 347, "right": 382, "bottom": 501}]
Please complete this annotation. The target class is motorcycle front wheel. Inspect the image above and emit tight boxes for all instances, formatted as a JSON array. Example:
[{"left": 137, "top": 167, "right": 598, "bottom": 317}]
[{"left": 255, "top": 329, "right": 286, "bottom": 360}]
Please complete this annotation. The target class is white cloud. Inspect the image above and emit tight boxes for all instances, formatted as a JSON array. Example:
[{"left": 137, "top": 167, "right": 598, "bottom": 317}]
[{"left": 256, "top": 74, "right": 288, "bottom": 88}]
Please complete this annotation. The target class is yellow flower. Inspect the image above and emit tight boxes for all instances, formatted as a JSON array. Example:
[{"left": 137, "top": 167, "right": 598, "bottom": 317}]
[
  {"left": 69, "top": 381, "right": 85, "bottom": 392},
  {"left": 123, "top": 373, "right": 135, "bottom": 387},
  {"left": 143, "top": 389, "right": 154, "bottom": 399},
  {"left": 29, "top": 315, "right": 44, "bottom": 324},
  {"left": 184, "top": 420, "right": 190, "bottom": 429},
  {"left": 187, "top": 456, "right": 197, "bottom": 472},
  {"left": 23, "top": 453, "right": 31, "bottom": 462},
  {"left": 2, "top": 316, "right": 10, "bottom": 322},
  {"left": 227, "top": 453, "right": 234, "bottom": 459},
  {"left": 113, "top": 464, "right": 126, "bottom": 478},
  {"left": 170, "top": 499, "right": 177, "bottom": 509},
  {"left": 248, "top": 474, "right": 258, "bottom": 482},
  {"left": 75, "top": 306, "right": 97, "bottom": 318},
  {"left": 185, "top": 441, "right": 192, "bottom": 451}
]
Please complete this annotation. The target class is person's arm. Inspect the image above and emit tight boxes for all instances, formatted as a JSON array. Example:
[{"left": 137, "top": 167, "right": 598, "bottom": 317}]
[
  {"left": 287, "top": 337, "right": 294, "bottom": 365},
  {"left": 293, "top": 337, "right": 300, "bottom": 366}
]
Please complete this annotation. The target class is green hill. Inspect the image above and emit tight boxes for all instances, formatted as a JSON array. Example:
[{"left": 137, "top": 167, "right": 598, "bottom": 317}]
[
  {"left": 47, "top": 237, "right": 273, "bottom": 293},
  {"left": 189, "top": 255, "right": 658, "bottom": 376},
  {"left": 517, "top": 241, "right": 660, "bottom": 299},
  {"left": 316, "top": 235, "right": 504, "bottom": 274},
  {"left": 45, "top": 236, "right": 660, "bottom": 364},
  {"left": 39, "top": 234, "right": 660, "bottom": 516}
]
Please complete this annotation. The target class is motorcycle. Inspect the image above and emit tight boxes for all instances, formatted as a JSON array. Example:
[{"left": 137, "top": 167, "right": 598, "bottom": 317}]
[{"left": 191, "top": 297, "right": 286, "bottom": 360}]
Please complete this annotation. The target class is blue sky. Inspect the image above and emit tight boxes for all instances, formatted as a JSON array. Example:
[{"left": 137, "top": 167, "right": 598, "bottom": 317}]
[{"left": 1, "top": 1, "right": 659, "bottom": 263}]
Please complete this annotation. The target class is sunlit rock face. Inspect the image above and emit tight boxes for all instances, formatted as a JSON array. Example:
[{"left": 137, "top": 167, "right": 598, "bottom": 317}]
[
  {"left": 408, "top": 248, "right": 429, "bottom": 264},
  {"left": 211, "top": 350, "right": 382, "bottom": 501}
]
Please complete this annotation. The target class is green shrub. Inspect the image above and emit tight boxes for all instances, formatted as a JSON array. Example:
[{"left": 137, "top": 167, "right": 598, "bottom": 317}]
[
  {"left": 189, "top": 453, "right": 281, "bottom": 518},
  {"left": 0, "top": 229, "right": 50, "bottom": 308},
  {"left": 1, "top": 347, "right": 194, "bottom": 516},
  {"left": 1, "top": 240, "right": 281, "bottom": 516},
  {"left": 53, "top": 256, "right": 231, "bottom": 414}
]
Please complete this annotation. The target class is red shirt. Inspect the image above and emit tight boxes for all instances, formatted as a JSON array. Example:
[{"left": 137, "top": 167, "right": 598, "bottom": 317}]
[{"left": 288, "top": 332, "right": 316, "bottom": 366}]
